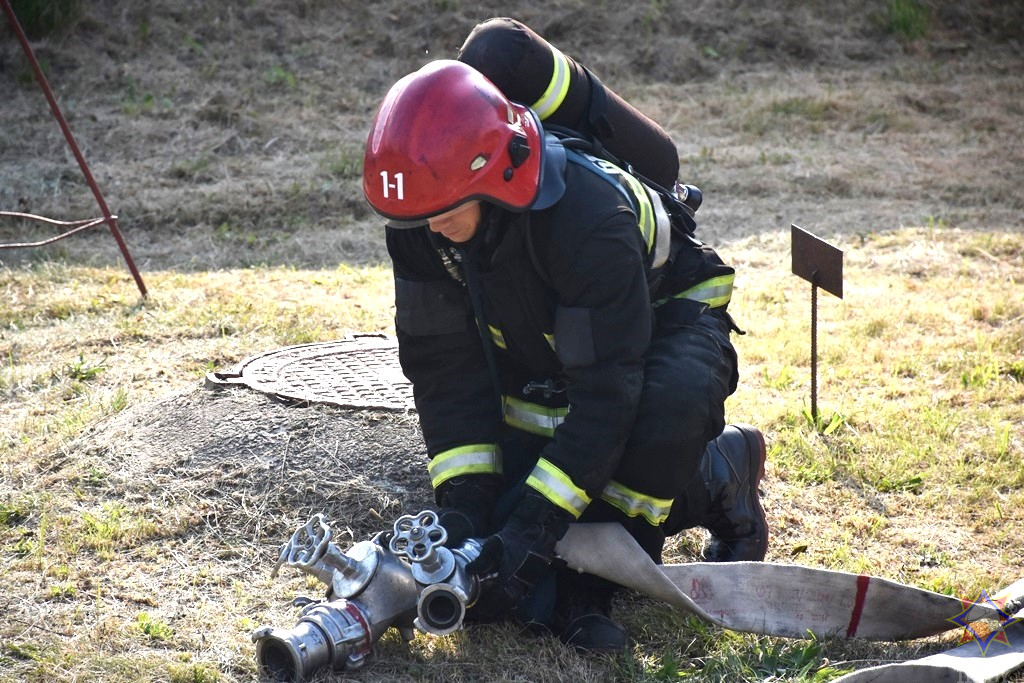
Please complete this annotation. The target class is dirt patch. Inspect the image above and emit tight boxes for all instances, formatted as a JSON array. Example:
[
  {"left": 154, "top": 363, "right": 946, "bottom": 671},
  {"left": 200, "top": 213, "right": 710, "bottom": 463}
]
[
  {"left": 0, "top": 385, "right": 434, "bottom": 680},
  {"left": 81, "top": 386, "right": 433, "bottom": 542}
]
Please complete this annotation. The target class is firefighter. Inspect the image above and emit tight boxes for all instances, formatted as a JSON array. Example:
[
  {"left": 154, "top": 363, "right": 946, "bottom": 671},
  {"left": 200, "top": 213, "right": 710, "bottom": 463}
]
[{"left": 362, "top": 32, "right": 768, "bottom": 654}]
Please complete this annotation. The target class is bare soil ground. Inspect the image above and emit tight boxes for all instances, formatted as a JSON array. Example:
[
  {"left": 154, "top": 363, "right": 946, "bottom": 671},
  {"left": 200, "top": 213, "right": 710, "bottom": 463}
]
[{"left": 1, "top": 1, "right": 1023, "bottom": 681}]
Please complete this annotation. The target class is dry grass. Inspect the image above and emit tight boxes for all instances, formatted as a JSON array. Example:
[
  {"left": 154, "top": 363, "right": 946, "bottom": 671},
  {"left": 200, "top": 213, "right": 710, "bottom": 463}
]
[
  {"left": 1, "top": 226, "right": 1022, "bottom": 682},
  {"left": 726, "top": 229, "right": 1023, "bottom": 592},
  {"left": 2, "top": 1, "right": 1023, "bottom": 680},
  {"left": 2, "top": 1, "right": 1022, "bottom": 271}
]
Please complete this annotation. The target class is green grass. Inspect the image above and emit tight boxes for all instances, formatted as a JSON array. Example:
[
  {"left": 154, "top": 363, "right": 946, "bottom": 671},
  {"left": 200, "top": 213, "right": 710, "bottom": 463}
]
[
  {"left": 136, "top": 612, "right": 174, "bottom": 641},
  {"left": 80, "top": 502, "right": 160, "bottom": 554},
  {"left": 0, "top": 227, "right": 1022, "bottom": 682},
  {"left": 168, "top": 662, "right": 221, "bottom": 683},
  {"left": 264, "top": 64, "right": 298, "bottom": 89},
  {"left": 882, "top": 0, "right": 931, "bottom": 42},
  {"left": 8, "top": 0, "right": 82, "bottom": 38}
]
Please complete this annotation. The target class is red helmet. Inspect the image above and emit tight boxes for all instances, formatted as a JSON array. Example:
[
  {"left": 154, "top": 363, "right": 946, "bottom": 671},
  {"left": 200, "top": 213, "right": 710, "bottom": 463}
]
[{"left": 363, "top": 60, "right": 544, "bottom": 227}]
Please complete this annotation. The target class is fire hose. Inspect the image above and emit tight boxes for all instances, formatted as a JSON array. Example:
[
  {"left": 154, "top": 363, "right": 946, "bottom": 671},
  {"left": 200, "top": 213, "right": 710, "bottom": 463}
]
[{"left": 254, "top": 513, "right": 1024, "bottom": 683}]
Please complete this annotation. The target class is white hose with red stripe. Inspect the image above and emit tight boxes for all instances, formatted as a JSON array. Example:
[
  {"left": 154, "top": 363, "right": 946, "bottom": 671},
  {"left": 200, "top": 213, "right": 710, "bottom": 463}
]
[{"left": 555, "top": 523, "right": 1024, "bottom": 683}]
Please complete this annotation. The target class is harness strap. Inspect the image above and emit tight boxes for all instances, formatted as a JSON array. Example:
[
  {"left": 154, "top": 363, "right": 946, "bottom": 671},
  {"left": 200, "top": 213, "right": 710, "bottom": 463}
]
[
  {"left": 563, "top": 148, "right": 666, "bottom": 268},
  {"left": 459, "top": 249, "right": 505, "bottom": 418}
]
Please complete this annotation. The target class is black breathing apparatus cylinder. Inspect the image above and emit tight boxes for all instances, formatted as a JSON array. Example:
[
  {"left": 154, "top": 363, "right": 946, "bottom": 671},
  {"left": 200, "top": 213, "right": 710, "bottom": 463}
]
[{"left": 458, "top": 17, "right": 682, "bottom": 193}]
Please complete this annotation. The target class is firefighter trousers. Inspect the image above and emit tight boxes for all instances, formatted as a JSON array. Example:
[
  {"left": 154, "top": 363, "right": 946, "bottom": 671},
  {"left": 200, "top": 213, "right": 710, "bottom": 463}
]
[{"left": 496, "top": 303, "right": 739, "bottom": 563}]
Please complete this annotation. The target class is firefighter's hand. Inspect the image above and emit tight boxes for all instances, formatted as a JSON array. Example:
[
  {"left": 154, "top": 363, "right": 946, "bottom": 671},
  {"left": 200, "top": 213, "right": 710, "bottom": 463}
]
[
  {"left": 434, "top": 474, "right": 500, "bottom": 547},
  {"left": 436, "top": 508, "right": 479, "bottom": 547},
  {"left": 465, "top": 493, "right": 571, "bottom": 620}
]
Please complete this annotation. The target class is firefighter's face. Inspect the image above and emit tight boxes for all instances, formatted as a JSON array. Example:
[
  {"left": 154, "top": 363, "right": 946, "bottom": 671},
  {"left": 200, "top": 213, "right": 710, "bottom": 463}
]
[{"left": 427, "top": 201, "right": 482, "bottom": 243}]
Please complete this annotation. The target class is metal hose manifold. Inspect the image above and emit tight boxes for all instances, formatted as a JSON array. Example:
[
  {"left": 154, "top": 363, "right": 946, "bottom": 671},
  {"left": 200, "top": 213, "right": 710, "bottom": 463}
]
[
  {"left": 252, "top": 510, "right": 481, "bottom": 682},
  {"left": 388, "top": 510, "right": 483, "bottom": 636}
]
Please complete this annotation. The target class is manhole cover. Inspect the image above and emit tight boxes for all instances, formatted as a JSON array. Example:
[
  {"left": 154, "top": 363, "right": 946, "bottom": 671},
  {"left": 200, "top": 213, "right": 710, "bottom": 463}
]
[{"left": 205, "top": 334, "right": 414, "bottom": 410}]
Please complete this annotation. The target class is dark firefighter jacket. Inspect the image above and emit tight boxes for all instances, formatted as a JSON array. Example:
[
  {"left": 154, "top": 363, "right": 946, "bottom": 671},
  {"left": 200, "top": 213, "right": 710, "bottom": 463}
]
[{"left": 386, "top": 157, "right": 735, "bottom": 520}]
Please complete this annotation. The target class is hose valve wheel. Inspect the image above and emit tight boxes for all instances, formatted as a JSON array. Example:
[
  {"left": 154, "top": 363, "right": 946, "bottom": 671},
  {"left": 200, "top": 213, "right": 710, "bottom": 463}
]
[{"left": 389, "top": 510, "right": 456, "bottom": 584}]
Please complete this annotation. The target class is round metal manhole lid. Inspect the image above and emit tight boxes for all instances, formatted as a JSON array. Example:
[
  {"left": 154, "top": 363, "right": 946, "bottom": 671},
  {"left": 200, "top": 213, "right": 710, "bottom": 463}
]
[{"left": 205, "top": 334, "right": 414, "bottom": 410}]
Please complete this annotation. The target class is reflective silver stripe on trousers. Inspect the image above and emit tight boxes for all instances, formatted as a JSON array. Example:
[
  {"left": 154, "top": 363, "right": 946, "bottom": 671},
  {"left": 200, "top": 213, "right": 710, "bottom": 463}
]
[
  {"left": 677, "top": 274, "right": 734, "bottom": 308},
  {"left": 655, "top": 274, "right": 735, "bottom": 309}
]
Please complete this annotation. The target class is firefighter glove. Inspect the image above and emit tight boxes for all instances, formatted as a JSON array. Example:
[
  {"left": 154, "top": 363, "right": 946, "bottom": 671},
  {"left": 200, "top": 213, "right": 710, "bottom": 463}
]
[{"left": 465, "top": 491, "right": 572, "bottom": 620}]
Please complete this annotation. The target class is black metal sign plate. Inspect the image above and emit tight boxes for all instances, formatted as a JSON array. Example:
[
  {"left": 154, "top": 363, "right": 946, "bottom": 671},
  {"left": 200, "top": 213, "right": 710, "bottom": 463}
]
[{"left": 791, "top": 224, "right": 844, "bottom": 299}]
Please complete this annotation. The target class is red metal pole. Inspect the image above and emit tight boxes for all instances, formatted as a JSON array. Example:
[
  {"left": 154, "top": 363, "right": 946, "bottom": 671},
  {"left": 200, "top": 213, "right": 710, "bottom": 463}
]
[{"left": 2, "top": 0, "right": 148, "bottom": 298}]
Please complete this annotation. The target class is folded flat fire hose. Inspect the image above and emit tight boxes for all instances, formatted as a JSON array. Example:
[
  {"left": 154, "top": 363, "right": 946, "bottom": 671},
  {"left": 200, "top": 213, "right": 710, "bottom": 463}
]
[{"left": 555, "top": 523, "right": 1024, "bottom": 683}]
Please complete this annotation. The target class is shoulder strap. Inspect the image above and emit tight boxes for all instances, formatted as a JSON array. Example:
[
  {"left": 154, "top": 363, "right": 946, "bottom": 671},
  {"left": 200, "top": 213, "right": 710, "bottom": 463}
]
[
  {"left": 562, "top": 148, "right": 635, "bottom": 207},
  {"left": 523, "top": 211, "right": 553, "bottom": 289},
  {"left": 564, "top": 149, "right": 668, "bottom": 267},
  {"left": 548, "top": 127, "right": 700, "bottom": 240}
]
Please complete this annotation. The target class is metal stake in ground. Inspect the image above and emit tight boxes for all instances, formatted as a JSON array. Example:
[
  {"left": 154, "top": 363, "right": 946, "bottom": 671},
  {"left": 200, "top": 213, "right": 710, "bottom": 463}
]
[
  {"left": 791, "top": 225, "right": 843, "bottom": 424},
  {"left": 1, "top": 0, "right": 147, "bottom": 298}
]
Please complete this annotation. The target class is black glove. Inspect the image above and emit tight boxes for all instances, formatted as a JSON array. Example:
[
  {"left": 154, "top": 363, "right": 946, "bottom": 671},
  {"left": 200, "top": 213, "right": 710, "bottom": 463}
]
[
  {"left": 465, "top": 492, "right": 573, "bottom": 620},
  {"left": 435, "top": 474, "right": 501, "bottom": 547}
]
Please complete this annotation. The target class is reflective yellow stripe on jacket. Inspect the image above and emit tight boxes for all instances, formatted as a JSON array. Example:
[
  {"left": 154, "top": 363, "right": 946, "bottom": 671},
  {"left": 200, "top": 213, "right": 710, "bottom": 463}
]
[
  {"left": 527, "top": 458, "right": 591, "bottom": 518},
  {"left": 428, "top": 443, "right": 501, "bottom": 489},
  {"left": 503, "top": 396, "right": 568, "bottom": 438},
  {"left": 657, "top": 273, "right": 735, "bottom": 309},
  {"left": 530, "top": 46, "right": 571, "bottom": 120},
  {"left": 600, "top": 480, "right": 674, "bottom": 526}
]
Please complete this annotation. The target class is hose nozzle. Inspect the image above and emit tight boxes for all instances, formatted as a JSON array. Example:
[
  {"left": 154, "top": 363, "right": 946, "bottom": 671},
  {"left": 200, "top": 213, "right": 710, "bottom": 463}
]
[{"left": 252, "top": 600, "right": 370, "bottom": 682}]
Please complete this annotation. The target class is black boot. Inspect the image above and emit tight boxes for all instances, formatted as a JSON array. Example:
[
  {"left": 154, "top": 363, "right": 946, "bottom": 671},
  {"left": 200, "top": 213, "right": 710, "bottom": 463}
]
[
  {"left": 698, "top": 424, "right": 768, "bottom": 562},
  {"left": 552, "top": 571, "right": 627, "bottom": 654}
]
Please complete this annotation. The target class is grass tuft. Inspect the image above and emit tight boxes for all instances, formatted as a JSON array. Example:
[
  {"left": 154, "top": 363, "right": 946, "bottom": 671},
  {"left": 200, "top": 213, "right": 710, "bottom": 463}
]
[
  {"left": 168, "top": 662, "right": 221, "bottom": 683},
  {"left": 8, "top": 0, "right": 82, "bottom": 38},
  {"left": 883, "top": 0, "right": 931, "bottom": 42},
  {"left": 136, "top": 612, "right": 174, "bottom": 642},
  {"left": 80, "top": 502, "right": 160, "bottom": 555}
]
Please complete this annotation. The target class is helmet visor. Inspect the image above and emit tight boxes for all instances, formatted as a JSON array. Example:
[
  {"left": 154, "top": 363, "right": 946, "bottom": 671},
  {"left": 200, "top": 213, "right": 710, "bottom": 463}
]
[{"left": 373, "top": 199, "right": 482, "bottom": 230}]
